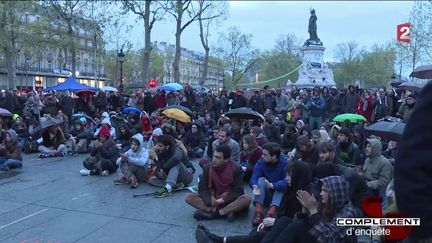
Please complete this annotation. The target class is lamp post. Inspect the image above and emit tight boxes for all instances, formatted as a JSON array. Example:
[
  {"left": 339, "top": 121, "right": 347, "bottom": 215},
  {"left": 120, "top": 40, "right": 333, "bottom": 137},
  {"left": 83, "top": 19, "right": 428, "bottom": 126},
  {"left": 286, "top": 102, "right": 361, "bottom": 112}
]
[{"left": 117, "top": 48, "right": 125, "bottom": 93}]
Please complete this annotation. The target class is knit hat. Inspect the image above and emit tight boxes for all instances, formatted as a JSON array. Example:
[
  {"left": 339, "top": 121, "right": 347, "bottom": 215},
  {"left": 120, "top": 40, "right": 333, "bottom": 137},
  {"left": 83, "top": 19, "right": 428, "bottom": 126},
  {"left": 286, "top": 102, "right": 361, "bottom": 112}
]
[{"left": 98, "top": 124, "right": 111, "bottom": 139}]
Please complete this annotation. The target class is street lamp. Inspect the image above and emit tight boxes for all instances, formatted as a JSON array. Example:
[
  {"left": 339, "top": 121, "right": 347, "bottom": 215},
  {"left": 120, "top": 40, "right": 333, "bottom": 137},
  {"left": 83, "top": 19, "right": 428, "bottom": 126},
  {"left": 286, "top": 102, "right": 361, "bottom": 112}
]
[{"left": 117, "top": 48, "right": 125, "bottom": 93}]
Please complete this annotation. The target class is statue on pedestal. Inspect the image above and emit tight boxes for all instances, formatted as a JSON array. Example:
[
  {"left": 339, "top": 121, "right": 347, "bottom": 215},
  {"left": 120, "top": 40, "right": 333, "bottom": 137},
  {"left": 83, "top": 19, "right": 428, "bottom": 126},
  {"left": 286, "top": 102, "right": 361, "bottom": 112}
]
[{"left": 305, "top": 9, "right": 322, "bottom": 46}]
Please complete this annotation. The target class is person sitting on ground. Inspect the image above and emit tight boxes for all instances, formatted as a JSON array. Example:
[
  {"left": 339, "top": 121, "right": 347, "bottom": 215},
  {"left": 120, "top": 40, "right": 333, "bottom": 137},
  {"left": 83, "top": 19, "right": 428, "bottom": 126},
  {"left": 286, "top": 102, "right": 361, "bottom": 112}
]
[
  {"left": 80, "top": 125, "right": 119, "bottom": 176},
  {"left": 149, "top": 135, "right": 194, "bottom": 198},
  {"left": 66, "top": 118, "right": 91, "bottom": 154},
  {"left": 0, "top": 129, "right": 23, "bottom": 171},
  {"left": 317, "top": 141, "right": 371, "bottom": 209},
  {"left": 198, "top": 127, "right": 219, "bottom": 168},
  {"left": 185, "top": 144, "right": 252, "bottom": 221},
  {"left": 294, "top": 135, "right": 320, "bottom": 165},
  {"left": 211, "top": 127, "right": 240, "bottom": 165},
  {"left": 196, "top": 159, "right": 313, "bottom": 243},
  {"left": 240, "top": 134, "right": 263, "bottom": 182},
  {"left": 335, "top": 127, "right": 362, "bottom": 170},
  {"left": 115, "top": 133, "right": 150, "bottom": 189},
  {"left": 127, "top": 111, "right": 142, "bottom": 135},
  {"left": 93, "top": 116, "right": 116, "bottom": 140},
  {"left": 361, "top": 138, "right": 393, "bottom": 196},
  {"left": 250, "top": 142, "right": 289, "bottom": 226},
  {"left": 183, "top": 123, "right": 205, "bottom": 158},
  {"left": 38, "top": 123, "right": 66, "bottom": 158},
  {"left": 115, "top": 124, "right": 132, "bottom": 153}
]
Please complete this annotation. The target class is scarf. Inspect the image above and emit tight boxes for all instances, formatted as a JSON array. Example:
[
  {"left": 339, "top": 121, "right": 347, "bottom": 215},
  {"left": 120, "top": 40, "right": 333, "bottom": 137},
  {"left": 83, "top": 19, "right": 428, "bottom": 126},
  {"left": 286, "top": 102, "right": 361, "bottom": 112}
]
[{"left": 209, "top": 160, "right": 234, "bottom": 197}]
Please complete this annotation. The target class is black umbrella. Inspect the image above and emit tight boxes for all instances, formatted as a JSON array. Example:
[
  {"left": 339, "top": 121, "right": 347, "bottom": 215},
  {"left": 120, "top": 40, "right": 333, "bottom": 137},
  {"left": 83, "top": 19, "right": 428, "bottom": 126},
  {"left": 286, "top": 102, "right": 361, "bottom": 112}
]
[
  {"left": 390, "top": 76, "right": 408, "bottom": 88},
  {"left": 32, "top": 118, "right": 64, "bottom": 136},
  {"left": 410, "top": 64, "right": 432, "bottom": 79},
  {"left": 225, "top": 107, "right": 264, "bottom": 120},
  {"left": 365, "top": 121, "right": 405, "bottom": 141},
  {"left": 398, "top": 82, "right": 425, "bottom": 93},
  {"left": 161, "top": 105, "right": 194, "bottom": 117}
]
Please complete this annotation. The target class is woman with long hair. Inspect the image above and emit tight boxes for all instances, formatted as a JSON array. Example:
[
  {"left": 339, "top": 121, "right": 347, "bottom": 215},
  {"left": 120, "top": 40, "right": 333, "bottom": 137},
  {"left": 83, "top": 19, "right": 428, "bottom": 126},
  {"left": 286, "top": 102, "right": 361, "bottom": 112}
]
[{"left": 240, "top": 134, "right": 263, "bottom": 182}]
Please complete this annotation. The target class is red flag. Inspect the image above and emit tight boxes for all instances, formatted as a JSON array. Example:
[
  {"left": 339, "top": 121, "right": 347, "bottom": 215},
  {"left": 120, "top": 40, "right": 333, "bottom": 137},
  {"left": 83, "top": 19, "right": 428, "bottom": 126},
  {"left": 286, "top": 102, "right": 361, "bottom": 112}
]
[{"left": 397, "top": 23, "right": 411, "bottom": 43}]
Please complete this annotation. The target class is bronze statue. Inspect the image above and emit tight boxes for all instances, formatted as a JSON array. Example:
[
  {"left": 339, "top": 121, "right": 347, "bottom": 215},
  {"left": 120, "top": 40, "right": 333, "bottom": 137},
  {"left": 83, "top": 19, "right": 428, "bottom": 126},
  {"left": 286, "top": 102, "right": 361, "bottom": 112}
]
[{"left": 305, "top": 9, "right": 321, "bottom": 46}]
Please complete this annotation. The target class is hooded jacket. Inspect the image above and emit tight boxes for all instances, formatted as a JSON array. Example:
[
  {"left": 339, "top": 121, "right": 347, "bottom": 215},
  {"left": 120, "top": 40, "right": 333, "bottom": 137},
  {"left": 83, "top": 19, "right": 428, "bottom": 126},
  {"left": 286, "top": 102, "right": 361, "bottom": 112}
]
[
  {"left": 90, "top": 127, "right": 119, "bottom": 163},
  {"left": 94, "top": 117, "right": 116, "bottom": 139},
  {"left": 362, "top": 138, "right": 393, "bottom": 191},
  {"left": 309, "top": 176, "right": 357, "bottom": 243},
  {"left": 116, "top": 134, "right": 150, "bottom": 167},
  {"left": 0, "top": 129, "right": 22, "bottom": 161}
]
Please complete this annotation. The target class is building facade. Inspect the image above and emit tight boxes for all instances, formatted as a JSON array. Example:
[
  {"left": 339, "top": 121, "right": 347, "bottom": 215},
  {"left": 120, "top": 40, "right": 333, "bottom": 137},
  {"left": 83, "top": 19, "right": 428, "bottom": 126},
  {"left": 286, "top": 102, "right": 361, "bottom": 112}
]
[
  {"left": 152, "top": 41, "right": 224, "bottom": 91},
  {"left": 0, "top": 3, "right": 108, "bottom": 91}
]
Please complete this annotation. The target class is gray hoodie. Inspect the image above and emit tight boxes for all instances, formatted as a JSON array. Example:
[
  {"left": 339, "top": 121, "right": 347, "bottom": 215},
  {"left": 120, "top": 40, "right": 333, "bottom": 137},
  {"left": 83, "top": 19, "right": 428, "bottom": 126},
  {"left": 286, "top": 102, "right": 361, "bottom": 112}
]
[
  {"left": 116, "top": 133, "right": 150, "bottom": 167},
  {"left": 362, "top": 138, "right": 393, "bottom": 190}
]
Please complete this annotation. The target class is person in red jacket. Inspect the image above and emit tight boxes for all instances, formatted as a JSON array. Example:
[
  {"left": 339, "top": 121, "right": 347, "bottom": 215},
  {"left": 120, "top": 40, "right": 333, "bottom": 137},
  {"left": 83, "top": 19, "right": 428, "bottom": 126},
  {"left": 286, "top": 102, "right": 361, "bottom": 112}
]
[
  {"left": 155, "top": 90, "right": 166, "bottom": 108},
  {"left": 356, "top": 90, "right": 375, "bottom": 122}
]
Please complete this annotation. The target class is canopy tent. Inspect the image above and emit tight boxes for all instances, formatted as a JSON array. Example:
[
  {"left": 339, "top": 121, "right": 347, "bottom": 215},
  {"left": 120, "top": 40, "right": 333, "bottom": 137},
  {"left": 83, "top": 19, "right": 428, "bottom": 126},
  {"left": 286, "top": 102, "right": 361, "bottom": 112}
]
[{"left": 44, "top": 77, "right": 100, "bottom": 92}]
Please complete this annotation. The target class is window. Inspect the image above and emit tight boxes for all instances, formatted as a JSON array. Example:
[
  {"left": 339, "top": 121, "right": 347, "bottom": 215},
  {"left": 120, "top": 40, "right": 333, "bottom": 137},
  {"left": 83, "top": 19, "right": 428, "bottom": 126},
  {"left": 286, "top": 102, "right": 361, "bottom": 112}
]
[
  {"left": 35, "top": 76, "right": 44, "bottom": 88},
  {"left": 58, "top": 77, "right": 66, "bottom": 84}
]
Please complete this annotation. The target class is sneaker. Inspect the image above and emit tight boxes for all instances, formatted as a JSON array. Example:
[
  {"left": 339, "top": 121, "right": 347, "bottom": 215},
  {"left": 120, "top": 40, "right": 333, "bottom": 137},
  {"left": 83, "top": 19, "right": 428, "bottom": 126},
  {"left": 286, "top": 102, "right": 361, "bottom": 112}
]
[
  {"left": 252, "top": 211, "right": 264, "bottom": 226},
  {"left": 39, "top": 153, "right": 49, "bottom": 159},
  {"left": 101, "top": 170, "right": 110, "bottom": 176},
  {"left": 80, "top": 169, "right": 91, "bottom": 176},
  {"left": 154, "top": 187, "right": 171, "bottom": 198}
]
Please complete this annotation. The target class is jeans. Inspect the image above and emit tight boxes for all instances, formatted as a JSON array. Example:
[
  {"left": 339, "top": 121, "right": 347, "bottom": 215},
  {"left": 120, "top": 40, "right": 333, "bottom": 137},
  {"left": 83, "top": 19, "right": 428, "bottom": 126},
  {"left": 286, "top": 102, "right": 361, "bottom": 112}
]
[
  {"left": 309, "top": 116, "right": 323, "bottom": 130},
  {"left": 253, "top": 177, "right": 284, "bottom": 207},
  {"left": 0, "top": 159, "right": 22, "bottom": 170},
  {"left": 38, "top": 144, "right": 66, "bottom": 153}
]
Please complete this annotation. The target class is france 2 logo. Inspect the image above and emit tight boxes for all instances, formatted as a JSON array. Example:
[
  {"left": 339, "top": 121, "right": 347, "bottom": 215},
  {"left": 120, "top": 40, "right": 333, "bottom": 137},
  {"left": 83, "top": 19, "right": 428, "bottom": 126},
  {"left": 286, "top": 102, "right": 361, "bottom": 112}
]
[{"left": 397, "top": 23, "right": 411, "bottom": 43}]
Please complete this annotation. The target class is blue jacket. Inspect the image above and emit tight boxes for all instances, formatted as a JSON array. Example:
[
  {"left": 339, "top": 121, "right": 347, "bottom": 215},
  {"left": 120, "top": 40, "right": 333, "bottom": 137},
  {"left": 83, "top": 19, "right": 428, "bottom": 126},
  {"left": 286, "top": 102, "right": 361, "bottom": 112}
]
[
  {"left": 250, "top": 157, "right": 288, "bottom": 191},
  {"left": 308, "top": 95, "right": 325, "bottom": 117}
]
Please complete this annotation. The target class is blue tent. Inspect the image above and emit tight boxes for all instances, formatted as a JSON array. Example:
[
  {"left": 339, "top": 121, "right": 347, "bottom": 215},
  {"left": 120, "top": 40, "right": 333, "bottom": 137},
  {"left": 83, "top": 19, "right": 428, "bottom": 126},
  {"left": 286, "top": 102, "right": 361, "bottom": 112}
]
[{"left": 44, "top": 77, "right": 100, "bottom": 92}]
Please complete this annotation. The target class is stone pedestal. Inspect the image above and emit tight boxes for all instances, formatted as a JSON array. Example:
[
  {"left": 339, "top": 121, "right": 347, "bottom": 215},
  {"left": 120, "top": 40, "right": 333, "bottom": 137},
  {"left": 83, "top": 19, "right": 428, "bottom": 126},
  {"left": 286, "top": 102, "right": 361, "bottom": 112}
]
[{"left": 293, "top": 43, "right": 336, "bottom": 88}]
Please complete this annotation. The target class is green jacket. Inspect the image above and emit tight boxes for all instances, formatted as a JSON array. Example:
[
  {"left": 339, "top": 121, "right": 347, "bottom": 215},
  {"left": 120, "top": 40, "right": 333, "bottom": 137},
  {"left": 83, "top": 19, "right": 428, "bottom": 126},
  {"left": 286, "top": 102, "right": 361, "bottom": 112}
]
[{"left": 362, "top": 139, "right": 393, "bottom": 191}]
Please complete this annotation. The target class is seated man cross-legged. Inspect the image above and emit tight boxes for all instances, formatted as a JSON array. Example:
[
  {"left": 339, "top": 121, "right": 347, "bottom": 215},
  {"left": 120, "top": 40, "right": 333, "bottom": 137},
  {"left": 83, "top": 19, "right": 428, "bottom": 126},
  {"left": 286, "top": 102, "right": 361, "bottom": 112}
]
[{"left": 185, "top": 144, "right": 251, "bottom": 221}]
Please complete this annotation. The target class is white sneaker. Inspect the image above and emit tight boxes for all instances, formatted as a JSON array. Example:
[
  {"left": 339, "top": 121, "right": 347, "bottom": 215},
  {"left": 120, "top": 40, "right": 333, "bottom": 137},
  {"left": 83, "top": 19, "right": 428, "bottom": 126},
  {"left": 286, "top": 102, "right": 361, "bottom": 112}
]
[
  {"left": 80, "top": 169, "right": 91, "bottom": 176},
  {"left": 101, "top": 170, "right": 109, "bottom": 176}
]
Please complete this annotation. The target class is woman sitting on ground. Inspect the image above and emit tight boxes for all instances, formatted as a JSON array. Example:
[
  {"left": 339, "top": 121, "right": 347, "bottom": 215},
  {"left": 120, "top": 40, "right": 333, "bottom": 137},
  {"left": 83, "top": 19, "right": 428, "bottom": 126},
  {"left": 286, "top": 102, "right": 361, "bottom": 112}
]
[
  {"left": 0, "top": 129, "right": 23, "bottom": 171},
  {"left": 240, "top": 134, "right": 263, "bottom": 182}
]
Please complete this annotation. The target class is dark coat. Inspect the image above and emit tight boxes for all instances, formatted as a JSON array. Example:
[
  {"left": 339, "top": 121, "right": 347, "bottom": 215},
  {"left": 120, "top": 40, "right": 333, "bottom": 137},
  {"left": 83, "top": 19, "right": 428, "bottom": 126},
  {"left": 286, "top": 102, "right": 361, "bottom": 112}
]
[
  {"left": 395, "top": 81, "right": 432, "bottom": 239},
  {"left": 157, "top": 146, "right": 184, "bottom": 174},
  {"left": 90, "top": 140, "right": 119, "bottom": 164},
  {"left": 41, "top": 129, "right": 65, "bottom": 150}
]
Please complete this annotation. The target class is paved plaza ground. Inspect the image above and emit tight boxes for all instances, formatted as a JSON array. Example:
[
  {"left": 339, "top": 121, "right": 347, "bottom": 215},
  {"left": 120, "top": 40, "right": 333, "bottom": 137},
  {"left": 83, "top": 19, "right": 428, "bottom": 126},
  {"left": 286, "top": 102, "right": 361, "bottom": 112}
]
[{"left": 0, "top": 154, "right": 253, "bottom": 243}]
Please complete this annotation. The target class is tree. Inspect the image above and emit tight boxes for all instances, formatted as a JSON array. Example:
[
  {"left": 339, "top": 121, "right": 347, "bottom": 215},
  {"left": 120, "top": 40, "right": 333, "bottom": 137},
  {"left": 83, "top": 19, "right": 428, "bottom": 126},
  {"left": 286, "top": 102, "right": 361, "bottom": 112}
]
[
  {"left": 215, "top": 26, "right": 258, "bottom": 88},
  {"left": 160, "top": 0, "right": 212, "bottom": 83},
  {"left": 394, "top": 1, "right": 432, "bottom": 77},
  {"left": 122, "top": 0, "right": 162, "bottom": 85},
  {"left": 0, "top": 1, "right": 39, "bottom": 90},
  {"left": 255, "top": 34, "right": 302, "bottom": 88},
  {"left": 360, "top": 44, "right": 395, "bottom": 87},
  {"left": 333, "top": 41, "right": 364, "bottom": 87},
  {"left": 195, "top": 0, "right": 228, "bottom": 86},
  {"left": 44, "top": 0, "right": 89, "bottom": 78}
]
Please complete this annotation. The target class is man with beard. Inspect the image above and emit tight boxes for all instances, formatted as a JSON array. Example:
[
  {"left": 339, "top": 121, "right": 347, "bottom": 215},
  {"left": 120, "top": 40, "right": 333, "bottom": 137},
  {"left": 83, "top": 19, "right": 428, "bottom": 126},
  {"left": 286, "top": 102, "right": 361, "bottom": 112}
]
[
  {"left": 211, "top": 127, "right": 240, "bottom": 165},
  {"left": 149, "top": 135, "right": 193, "bottom": 198},
  {"left": 335, "top": 127, "right": 362, "bottom": 171},
  {"left": 185, "top": 144, "right": 251, "bottom": 221}
]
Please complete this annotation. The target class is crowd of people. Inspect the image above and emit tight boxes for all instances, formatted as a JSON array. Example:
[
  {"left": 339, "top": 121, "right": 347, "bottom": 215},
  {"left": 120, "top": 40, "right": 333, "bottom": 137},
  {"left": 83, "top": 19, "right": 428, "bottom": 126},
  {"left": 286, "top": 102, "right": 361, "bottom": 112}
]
[{"left": 0, "top": 83, "right": 422, "bottom": 242}]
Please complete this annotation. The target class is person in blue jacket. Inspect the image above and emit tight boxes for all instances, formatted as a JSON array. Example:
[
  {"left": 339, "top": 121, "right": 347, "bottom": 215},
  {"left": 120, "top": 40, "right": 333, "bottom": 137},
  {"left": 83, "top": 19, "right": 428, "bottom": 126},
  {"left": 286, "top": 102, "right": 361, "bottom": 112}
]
[
  {"left": 250, "top": 142, "right": 288, "bottom": 226},
  {"left": 308, "top": 87, "right": 326, "bottom": 130}
]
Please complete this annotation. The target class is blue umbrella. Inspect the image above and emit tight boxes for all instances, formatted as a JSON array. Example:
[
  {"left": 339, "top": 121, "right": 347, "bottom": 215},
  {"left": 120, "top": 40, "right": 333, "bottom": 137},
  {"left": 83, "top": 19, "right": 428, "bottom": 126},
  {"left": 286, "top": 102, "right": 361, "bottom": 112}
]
[
  {"left": 122, "top": 107, "right": 141, "bottom": 114},
  {"left": 158, "top": 85, "right": 177, "bottom": 92}
]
